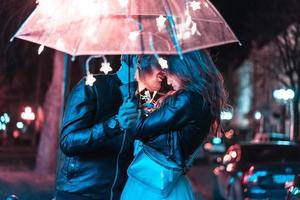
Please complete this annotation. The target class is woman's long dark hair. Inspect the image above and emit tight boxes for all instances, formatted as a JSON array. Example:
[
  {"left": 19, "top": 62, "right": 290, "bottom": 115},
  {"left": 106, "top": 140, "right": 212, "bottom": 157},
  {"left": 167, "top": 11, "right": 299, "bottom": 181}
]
[{"left": 166, "top": 50, "right": 228, "bottom": 131}]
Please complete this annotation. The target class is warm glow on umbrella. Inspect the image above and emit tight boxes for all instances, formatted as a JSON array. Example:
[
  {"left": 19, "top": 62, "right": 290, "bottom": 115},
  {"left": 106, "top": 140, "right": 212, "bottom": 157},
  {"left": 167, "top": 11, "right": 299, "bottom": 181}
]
[{"left": 13, "top": 0, "right": 239, "bottom": 56}]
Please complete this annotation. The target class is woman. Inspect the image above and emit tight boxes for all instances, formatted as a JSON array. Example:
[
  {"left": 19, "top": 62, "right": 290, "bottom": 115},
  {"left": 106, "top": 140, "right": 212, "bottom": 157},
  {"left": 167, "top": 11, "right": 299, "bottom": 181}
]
[{"left": 121, "top": 50, "right": 228, "bottom": 200}]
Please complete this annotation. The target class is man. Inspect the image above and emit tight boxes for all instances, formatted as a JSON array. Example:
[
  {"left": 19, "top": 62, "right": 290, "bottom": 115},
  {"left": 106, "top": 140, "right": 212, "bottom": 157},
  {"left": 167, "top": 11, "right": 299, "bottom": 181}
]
[{"left": 55, "top": 55, "right": 164, "bottom": 200}]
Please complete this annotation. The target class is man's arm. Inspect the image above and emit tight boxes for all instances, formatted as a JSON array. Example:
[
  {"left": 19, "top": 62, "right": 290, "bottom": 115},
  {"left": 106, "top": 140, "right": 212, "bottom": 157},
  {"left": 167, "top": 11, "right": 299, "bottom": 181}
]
[{"left": 60, "top": 78, "right": 137, "bottom": 156}]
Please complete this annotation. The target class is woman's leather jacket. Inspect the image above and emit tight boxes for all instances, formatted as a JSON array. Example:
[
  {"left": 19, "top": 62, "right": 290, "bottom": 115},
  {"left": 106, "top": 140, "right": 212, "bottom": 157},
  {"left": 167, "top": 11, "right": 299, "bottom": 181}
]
[{"left": 130, "top": 90, "right": 213, "bottom": 167}]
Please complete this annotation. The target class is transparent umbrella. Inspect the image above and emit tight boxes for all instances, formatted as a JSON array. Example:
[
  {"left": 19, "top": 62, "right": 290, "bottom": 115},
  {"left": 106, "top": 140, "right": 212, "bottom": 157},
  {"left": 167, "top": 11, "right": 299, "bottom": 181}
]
[{"left": 12, "top": 0, "right": 239, "bottom": 56}]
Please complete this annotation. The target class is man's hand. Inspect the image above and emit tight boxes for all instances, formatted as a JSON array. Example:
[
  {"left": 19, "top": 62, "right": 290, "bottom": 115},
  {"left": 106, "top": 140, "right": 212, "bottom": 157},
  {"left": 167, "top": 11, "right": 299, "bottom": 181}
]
[{"left": 117, "top": 99, "right": 139, "bottom": 130}]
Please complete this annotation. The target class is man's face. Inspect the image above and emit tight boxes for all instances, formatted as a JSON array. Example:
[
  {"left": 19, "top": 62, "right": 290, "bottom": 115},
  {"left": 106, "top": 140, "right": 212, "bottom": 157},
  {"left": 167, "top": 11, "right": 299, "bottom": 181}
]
[{"left": 136, "top": 68, "right": 165, "bottom": 92}]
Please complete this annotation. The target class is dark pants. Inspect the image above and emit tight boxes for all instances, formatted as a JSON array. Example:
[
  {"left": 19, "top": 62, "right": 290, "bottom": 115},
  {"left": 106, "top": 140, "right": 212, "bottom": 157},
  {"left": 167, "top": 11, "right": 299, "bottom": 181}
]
[{"left": 55, "top": 191, "right": 94, "bottom": 200}]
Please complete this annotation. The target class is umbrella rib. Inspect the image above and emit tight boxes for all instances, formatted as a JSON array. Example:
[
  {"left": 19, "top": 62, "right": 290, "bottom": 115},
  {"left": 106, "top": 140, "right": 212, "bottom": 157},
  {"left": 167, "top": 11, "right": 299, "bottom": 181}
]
[
  {"left": 205, "top": 0, "right": 240, "bottom": 44},
  {"left": 37, "top": 0, "right": 65, "bottom": 48},
  {"left": 147, "top": 32, "right": 172, "bottom": 52},
  {"left": 162, "top": 0, "right": 183, "bottom": 58},
  {"left": 137, "top": 1, "right": 145, "bottom": 54}
]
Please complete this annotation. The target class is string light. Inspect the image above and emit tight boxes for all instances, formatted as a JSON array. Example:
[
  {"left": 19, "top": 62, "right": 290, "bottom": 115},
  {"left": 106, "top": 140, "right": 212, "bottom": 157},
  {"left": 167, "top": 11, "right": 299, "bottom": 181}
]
[
  {"left": 203, "top": 1, "right": 209, "bottom": 7},
  {"left": 156, "top": 15, "right": 167, "bottom": 32},
  {"left": 38, "top": 45, "right": 45, "bottom": 55},
  {"left": 118, "top": 0, "right": 128, "bottom": 8},
  {"left": 38, "top": 0, "right": 57, "bottom": 16},
  {"left": 86, "top": 74, "right": 96, "bottom": 86},
  {"left": 85, "top": 26, "right": 97, "bottom": 37},
  {"left": 158, "top": 57, "right": 168, "bottom": 69},
  {"left": 75, "top": 0, "right": 107, "bottom": 17},
  {"left": 176, "top": 9, "right": 201, "bottom": 41},
  {"left": 100, "top": 62, "right": 113, "bottom": 74},
  {"left": 99, "top": 1, "right": 109, "bottom": 16},
  {"left": 55, "top": 38, "right": 65, "bottom": 50},
  {"left": 191, "top": 22, "right": 198, "bottom": 35},
  {"left": 128, "top": 31, "right": 140, "bottom": 41},
  {"left": 190, "top": 1, "right": 201, "bottom": 11}
]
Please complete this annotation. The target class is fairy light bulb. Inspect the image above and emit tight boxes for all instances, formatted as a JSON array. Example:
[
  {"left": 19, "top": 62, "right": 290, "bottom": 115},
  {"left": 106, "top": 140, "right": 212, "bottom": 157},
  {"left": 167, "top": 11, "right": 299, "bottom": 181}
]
[
  {"left": 118, "top": 0, "right": 128, "bottom": 8},
  {"left": 156, "top": 15, "right": 167, "bottom": 32},
  {"left": 158, "top": 57, "right": 168, "bottom": 69},
  {"left": 190, "top": 1, "right": 201, "bottom": 11},
  {"left": 85, "top": 26, "right": 97, "bottom": 37},
  {"left": 128, "top": 31, "right": 140, "bottom": 41},
  {"left": 100, "top": 62, "right": 112, "bottom": 75},
  {"left": 55, "top": 38, "right": 65, "bottom": 50},
  {"left": 38, "top": 45, "right": 45, "bottom": 55},
  {"left": 203, "top": 1, "right": 209, "bottom": 7},
  {"left": 86, "top": 74, "right": 96, "bottom": 86},
  {"left": 77, "top": 0, "right": 104, "bottom": 17},
  {"left": 191, "top": 22, "right": 197, "bottom": 35},
  {"left": 38, "top": 0, "right": 57, "bottom": 15},
  {"left": 185, "top": 14, "right": 192, "bottom": 28},
  {"left": 99, "top": 2, "right": 109, "bottom": 16}
]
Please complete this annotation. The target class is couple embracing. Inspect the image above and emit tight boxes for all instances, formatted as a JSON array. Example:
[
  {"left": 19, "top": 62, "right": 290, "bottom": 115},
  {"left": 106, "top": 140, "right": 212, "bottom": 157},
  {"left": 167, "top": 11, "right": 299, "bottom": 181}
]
[{"left": 55, "top": 50, "right": 227, "bottom": 200}]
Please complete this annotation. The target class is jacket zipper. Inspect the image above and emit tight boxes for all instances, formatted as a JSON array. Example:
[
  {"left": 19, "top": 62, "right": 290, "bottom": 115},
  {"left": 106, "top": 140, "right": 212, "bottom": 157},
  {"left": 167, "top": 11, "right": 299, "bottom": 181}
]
[{"left": 110, "top": 131, "right": 127, "bottom": 200}]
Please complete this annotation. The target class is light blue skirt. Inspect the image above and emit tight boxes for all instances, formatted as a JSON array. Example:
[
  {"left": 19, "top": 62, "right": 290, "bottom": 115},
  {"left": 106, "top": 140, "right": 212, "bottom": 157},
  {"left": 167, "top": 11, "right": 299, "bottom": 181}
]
[{"left": 121, "top": 175, "right": 194, "bottom": 200}]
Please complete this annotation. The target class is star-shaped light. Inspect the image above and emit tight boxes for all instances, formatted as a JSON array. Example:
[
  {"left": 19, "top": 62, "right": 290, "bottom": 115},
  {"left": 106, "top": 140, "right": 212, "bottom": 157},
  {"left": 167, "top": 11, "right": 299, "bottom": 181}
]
[
  {"left": 100, "top": 62, "right": 112, "bottom": 75},
  {"left": 86, "top": 74, "right": 96, "bottom": 86},
  {"left": 190, "top": 1, "right": 201, "bottom": 11},
  {"left": 128, "top": 31, "right": 140, "bottom": 41},
  {"left": 156, "top": 15, "right": 167, "bottom": 32},
  {"left": 191, "top": 22, "right": 198, "bottom": 35},
  {"left": 158, "top": 57, "right": 168, "bottom": 69},
  {"left": 55, "top": 38, "right": 65, "bottom": 50}
]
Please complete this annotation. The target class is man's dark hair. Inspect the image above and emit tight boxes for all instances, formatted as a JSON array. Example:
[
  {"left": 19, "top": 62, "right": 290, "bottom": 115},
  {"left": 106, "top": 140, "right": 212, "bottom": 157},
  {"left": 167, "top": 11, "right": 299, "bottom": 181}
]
[{"left": 121, "top": 55, "right": 160, "bottom": 78}]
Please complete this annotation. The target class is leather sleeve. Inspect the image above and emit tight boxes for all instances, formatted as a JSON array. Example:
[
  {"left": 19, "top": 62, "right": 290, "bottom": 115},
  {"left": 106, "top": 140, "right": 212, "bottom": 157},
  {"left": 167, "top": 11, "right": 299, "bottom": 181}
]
[
  {"left": 60, "top": 78, "right": 121, "bottom": 156},
  {"left": 130, "top": 91, "right": 194, "bottom": 140}
]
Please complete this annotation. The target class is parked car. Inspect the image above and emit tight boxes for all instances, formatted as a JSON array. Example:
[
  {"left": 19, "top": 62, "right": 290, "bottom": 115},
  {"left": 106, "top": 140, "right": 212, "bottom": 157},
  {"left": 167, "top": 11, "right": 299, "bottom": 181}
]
[
  {"left": 213, "top": 142, "right": 300, "bottom": 200},
  {"left": 286, "top": 175, "right": 300, "bottom": 200}
]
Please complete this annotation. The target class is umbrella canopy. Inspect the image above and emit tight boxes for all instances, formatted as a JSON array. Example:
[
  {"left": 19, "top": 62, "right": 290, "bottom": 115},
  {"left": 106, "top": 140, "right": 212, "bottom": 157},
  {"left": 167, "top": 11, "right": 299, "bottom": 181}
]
[{"left": 12, "top": 0, "right": 239, "bottom": 56}]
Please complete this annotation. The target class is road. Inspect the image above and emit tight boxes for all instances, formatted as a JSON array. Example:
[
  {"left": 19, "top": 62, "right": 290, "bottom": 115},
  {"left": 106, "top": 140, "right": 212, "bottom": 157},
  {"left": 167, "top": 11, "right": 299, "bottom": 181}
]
[{"left": 0, "top": 148, "right": 216, "bottom": 200}]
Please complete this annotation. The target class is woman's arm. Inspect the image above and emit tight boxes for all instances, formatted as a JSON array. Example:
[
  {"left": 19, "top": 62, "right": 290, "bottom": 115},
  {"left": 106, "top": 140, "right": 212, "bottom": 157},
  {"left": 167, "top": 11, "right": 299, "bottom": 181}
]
[{"left": 130, "top": 91, "right": 197, "bottom": 140}]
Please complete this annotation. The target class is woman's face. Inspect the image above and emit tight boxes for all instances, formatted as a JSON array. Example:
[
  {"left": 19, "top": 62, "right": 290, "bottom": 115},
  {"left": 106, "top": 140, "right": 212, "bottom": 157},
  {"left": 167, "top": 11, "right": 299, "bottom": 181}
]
[{"left": 166, "top": 73, "right": 183, "bottom": 91}]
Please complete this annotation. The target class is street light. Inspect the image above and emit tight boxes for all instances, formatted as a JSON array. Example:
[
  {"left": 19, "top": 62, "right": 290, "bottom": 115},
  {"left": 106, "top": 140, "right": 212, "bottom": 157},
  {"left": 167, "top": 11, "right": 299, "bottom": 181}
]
[
  {"left": 254, "top": 111, "right": 262, "bottom": 120},
  {"left": 16, "top": 122, "right": 25, "bottom": 129},
  {"left": 273, "top": 88, "right": 295, "bottom": 140},
  {"left": 273, "top": 89, "right": 295, "bottom": 101},
  {"left": 254, "top": 111, "right": 264, "bottom": 133},
  {"left": 21, "top": 106, "right": 36, "bottom": 121},
  {"left": 221, "top": 111, "right": 233, "bottom": 120}
]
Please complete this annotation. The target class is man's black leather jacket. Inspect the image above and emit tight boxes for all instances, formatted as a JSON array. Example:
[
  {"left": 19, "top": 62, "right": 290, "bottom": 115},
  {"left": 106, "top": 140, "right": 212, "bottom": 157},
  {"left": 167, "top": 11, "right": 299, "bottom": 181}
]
[
  {"left": 130, "top": 90, "right": 212, "bottom": 167},
  {"left": 56, "top": 75, "right": 133, "bottom": 200}
]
